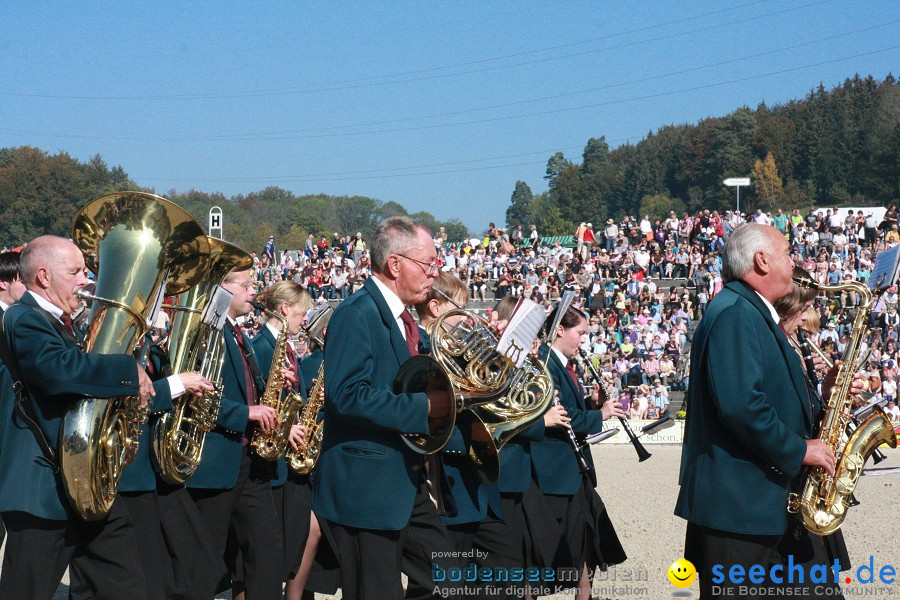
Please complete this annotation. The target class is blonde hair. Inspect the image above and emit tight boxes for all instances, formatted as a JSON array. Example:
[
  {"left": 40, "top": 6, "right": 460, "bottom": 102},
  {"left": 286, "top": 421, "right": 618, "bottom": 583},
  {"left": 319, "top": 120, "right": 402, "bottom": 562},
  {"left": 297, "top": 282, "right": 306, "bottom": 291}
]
[
  {"left": 255, "top": 281, "right": 312, "bottom": 315},
  {"left": 425, "top": 272, "right": 468, "bottom": 307}
]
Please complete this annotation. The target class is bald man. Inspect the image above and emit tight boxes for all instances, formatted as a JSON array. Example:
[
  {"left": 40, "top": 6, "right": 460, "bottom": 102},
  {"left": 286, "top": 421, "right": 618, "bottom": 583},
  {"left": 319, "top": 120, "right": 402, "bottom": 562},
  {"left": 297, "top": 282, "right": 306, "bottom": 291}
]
[{"left": 0, "top": 235, "right": 153, "bottom": 600}]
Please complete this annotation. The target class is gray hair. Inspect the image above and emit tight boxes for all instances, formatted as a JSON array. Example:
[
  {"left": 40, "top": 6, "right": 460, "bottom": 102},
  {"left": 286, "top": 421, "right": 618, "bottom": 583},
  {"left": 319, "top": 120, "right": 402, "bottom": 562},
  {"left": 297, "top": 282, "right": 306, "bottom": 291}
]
[
  {"left": 20, "top": 235, "right": 69, "bottom": 285},
  {"left": 722, "top": 223, "right": 772, "bottom": 282},
  {"left": 370, "top": 216, "right": 431, "bottom": 273}
]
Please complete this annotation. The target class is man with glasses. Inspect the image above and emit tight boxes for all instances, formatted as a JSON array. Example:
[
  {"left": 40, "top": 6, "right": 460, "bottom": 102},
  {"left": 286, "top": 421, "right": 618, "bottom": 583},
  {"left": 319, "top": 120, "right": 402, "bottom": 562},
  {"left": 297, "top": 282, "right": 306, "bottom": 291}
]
[{"left": 312, "top": 216, "right": 461, "bottom": 600}]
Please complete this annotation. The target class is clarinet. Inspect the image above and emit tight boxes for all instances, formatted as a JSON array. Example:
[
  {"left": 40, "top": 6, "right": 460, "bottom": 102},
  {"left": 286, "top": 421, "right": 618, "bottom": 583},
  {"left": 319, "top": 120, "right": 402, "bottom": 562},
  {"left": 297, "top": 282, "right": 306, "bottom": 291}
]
[
  {"left": 578, "top": 349, "right": 651, "bottom": 462},
  {"left": 552, "top": 388, "right": 593, "bottom": 474}
]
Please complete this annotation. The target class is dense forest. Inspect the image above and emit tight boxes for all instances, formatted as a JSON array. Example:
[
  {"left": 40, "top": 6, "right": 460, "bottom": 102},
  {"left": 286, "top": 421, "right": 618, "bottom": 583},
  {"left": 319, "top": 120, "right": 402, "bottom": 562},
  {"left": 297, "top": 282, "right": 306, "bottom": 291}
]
[
  {"left": 0, "top": 148, "right": 470, "bottom": 251},
  {"left": 1, "top": 74, "right": 897, "bottom": 249},
  {"left": 507, "top": 74, "right": 900, "bottom": 234}
]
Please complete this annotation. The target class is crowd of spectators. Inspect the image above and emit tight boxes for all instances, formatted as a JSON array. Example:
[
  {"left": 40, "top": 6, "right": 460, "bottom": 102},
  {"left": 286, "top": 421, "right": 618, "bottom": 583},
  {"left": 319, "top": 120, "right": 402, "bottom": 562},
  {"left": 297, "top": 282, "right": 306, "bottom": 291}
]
[{"left": 245, "top": 203, "right": 900, "bottom": 422}]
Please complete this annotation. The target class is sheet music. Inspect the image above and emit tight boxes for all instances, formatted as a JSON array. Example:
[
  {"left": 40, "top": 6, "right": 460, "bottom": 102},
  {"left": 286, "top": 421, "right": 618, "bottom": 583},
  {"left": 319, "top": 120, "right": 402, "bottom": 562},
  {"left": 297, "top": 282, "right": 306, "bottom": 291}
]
[
  {"left": 496, "top": 298, "right": 547, "bottom": 367},
  {"left": 145, "top": 268, "right": 170, "bottom": 327},
  {"left": 869, "top": 245, "right": 900, "bottom": 291},
  {"left": 201, "top": 285, "right": 233, "bottom": 330}
]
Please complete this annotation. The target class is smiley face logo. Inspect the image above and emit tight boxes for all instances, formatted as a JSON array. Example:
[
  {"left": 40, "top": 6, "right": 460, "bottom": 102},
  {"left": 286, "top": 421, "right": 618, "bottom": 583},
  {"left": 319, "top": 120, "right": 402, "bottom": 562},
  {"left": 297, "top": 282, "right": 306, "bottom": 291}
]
[{"left": 667, "top": 558, "right": 696, "bottom": 587}]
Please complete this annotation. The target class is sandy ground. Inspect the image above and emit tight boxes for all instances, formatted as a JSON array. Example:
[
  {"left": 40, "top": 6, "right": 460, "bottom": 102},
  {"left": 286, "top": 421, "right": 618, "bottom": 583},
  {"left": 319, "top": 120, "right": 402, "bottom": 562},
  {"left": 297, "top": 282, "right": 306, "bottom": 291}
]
[{"left": 4, "top": 443, "right": 896, "bottom": 599}]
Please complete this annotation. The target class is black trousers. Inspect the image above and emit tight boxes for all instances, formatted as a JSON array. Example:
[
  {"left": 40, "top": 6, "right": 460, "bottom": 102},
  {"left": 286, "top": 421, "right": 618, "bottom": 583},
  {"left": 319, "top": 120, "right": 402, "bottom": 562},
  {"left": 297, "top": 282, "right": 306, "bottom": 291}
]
[
  {"left": 188, "top": 448, "right": 283, "bottom": 599},
  {"left": 329, "top": 476, "right": 463, "bottom": 600},
  {"left": 685, "top": 522, "right": 844, "bottom": 600},
  {"left": 0, "top": 504, "right": 146, "bottom": 600}
]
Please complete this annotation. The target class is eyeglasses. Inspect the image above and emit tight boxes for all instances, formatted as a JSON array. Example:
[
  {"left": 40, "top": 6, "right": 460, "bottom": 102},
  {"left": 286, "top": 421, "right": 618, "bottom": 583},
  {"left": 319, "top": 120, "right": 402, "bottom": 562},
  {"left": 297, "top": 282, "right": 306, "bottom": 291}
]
[{"left": 396, "top": 253, "right": 440, "bottom": 274}]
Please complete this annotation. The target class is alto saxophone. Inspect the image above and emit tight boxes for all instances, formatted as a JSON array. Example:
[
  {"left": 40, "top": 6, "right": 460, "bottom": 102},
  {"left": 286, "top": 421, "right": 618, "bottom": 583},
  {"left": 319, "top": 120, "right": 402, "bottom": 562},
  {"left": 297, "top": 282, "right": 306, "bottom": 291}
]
[
  {"left": 249, "top": 304, "right": 305, "bottom": 461},
  {"left": 787, "top": 274, "right": 897, "bottom": 534},
  {"left": 287, "top": 361, "right": 324, "bottom": 474},
  {"left": 286, "top": 305, "right": 332, "bottom": 475}
]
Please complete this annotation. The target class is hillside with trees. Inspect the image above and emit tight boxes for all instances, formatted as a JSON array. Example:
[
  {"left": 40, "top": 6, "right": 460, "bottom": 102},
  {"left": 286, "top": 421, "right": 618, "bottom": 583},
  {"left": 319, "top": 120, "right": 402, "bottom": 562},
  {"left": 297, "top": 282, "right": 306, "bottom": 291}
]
[
  {"left": 507, "top": 74, "right": 900, "bottom": 234},
  {"left": 0, "top": 147, "right": 470, "bottom": 250}
]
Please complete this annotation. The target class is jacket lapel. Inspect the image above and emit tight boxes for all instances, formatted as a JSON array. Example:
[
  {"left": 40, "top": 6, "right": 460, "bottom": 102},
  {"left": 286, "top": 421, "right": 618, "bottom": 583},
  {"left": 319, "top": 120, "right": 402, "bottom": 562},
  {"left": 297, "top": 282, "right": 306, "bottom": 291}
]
[
  {"left": 363, "top": 278, "right": 411, "bottom": 365},
  {"left": 729, "top": 281, "right": 812, "bottom": 428},
  {"left": 225, "top": 324, "right": 249, "bottom": 402}
]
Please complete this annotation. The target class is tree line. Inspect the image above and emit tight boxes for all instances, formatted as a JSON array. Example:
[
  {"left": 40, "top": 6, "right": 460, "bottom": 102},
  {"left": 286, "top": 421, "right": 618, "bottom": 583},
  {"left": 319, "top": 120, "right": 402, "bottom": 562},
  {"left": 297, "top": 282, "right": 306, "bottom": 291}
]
[
  {"left": 507, "top": 74, "right": 900, "bottom": 234},
  {"left": 0, "top": 147, "right": 470, "bottom": 251}
]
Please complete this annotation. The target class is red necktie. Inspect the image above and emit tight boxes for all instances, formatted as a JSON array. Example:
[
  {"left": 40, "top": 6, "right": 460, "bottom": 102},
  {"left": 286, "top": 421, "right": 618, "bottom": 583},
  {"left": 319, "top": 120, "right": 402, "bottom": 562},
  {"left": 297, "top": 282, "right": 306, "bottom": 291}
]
[
  {"left": 285, "top": 342, "right": 300, "bottom": 392},
  {"left": 231, "top": 322, "right": 258, "bottom": 407},
  {"left": 566, "top": 362, "right": 581, "bottom": 390},
  {"left": 400, "top": 309, "right": 420, "bottom": 357},
  {"left": 59, "top": 314, "right": 75, "bottom": 336}
]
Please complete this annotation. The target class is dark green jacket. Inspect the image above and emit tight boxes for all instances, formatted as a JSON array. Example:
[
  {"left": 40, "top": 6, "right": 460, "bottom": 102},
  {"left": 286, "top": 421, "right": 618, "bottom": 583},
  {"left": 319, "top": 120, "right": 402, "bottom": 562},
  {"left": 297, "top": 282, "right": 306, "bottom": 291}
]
[
  {"left": 0, "top": 293, "right": 139, "bottom": 519},
  {"left": 310, "top": 277, "right": 430, "bottom": 530},
  {"left": 531, "top": 344, "right": 604, "bottom": 495},
  {"left": 185, "top": 322, "right": 266, "bottom": 489},
  {"left": 675, "top": 280, "right": 812, "bottom": 535}
]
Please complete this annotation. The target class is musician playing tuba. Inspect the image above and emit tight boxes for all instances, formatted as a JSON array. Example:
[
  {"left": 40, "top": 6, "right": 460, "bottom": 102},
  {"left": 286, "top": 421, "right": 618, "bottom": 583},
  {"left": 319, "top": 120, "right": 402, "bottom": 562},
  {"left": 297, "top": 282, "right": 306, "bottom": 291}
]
[
  {"left": 183, "top": 267, "right": 282, "bottom": 599},
  {"left": 0, "top": 236, "right": 154, "bottom": 598}
]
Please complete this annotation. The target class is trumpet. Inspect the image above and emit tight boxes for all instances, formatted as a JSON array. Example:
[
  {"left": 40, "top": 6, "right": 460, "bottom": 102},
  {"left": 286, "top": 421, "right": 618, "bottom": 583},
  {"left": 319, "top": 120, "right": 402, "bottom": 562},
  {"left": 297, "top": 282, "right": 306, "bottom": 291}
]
[{"left": 578, "top": 349, "right": 651, "bottom": 462}]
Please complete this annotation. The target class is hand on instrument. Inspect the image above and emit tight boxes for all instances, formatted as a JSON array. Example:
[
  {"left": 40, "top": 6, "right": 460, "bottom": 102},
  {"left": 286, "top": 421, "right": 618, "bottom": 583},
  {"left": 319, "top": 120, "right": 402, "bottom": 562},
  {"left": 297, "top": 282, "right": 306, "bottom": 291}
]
[
  {"left": 249, "top": 405, "right": 277, "bottom": 431},
  {"left": 820, "top": 360, "right": 866, "bottom": 403},
  {"left": 600, "top": 398, "right": 626, "bottom": 421},
  {"left": 136, "top": 363, "right": 155, "bottom": 407},
  {"left": 544, "top": 403, "right": 570, "bottom": 428},
  {"left": 281, "top": 367, "right": 298, "bottom": 389},
  {"left": 589, "top": 381, "right": 602, "bottom": 407},
  {"left": 179, "top": 372, "right": 215, "bottom": 397},
  {"left": 288, "top": 424, "right": 308, "bottom": 451},
  {"left": 427, "top": 389, "right": 452, "bottom": 432},
  {"left": 803, "top": 439, "right": 836, "bottom": 475}
]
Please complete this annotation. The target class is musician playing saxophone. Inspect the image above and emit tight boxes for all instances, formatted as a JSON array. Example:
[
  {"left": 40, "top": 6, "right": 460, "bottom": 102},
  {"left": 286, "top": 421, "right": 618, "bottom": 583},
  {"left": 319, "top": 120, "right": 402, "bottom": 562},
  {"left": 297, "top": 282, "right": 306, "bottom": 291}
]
[
  {"left": 250, "top": 282, "right": 336, "bottom": 600},
  {"left": 675, "top": 225, "right": 863, "bottom": 599},
  {"left": 772, "top": 267, "right": 851, "bottom": 593},
  {"left": 0, "top": 236, "right": 154, "bottom": 600}
]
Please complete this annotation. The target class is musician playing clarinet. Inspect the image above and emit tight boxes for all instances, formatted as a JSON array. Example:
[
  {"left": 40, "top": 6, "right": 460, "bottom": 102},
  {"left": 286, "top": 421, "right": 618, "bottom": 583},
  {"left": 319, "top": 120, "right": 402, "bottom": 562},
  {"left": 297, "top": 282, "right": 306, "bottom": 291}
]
[{"left": 533, "top": 304, "right": 626, "bottom": 600}]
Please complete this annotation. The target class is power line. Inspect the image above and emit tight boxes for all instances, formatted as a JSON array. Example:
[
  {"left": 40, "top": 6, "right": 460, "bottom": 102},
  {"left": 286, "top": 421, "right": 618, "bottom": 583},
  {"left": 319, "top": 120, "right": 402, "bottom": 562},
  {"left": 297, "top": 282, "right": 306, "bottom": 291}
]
[
  {"left": 0, "top": 0, "right": 824, "bottom": 100},
  {"left": 3, "top": 45, "right": 895, "bottom": 143}
]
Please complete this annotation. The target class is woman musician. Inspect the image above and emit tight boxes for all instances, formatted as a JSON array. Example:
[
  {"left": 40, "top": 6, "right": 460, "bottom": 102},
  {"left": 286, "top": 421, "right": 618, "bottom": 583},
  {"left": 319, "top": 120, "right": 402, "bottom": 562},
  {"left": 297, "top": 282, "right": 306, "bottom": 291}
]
[
  {"left": 531, "top": 304, "right": 627, "bottom": 600},
  {"left": 239, "top": 282, "right": 336, "bottom": 600},
  {"left": 772, "top": 267, "right": 851, "bottom": 586}
]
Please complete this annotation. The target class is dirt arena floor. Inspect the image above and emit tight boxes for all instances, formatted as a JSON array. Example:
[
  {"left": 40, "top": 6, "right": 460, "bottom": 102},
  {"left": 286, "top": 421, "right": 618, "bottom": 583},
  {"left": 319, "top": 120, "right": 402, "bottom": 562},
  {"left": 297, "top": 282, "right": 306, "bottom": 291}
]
[{"left": 4, "top": 443, "right": 894, "bottom": 599}]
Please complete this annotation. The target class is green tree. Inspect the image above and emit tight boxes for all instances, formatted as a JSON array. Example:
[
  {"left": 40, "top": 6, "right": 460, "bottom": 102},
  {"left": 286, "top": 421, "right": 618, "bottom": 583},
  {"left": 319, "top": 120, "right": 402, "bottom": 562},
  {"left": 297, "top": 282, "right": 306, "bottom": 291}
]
[
  {"left": 639, "top": 193, "right": 685, "bottom": 223},
  {"left": 529, "top": 193, "right": 570, "bottom": 236},
  {"left": 505, "top": 180, "right": 533, "bottom": 229}
]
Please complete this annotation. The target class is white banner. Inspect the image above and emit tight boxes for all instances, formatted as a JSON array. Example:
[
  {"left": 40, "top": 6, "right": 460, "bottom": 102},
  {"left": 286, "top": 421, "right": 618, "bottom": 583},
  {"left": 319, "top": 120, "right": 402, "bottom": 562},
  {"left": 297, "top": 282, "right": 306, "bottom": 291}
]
[{"left": 594, "top": 419, "right": 684, "bottom": 445}]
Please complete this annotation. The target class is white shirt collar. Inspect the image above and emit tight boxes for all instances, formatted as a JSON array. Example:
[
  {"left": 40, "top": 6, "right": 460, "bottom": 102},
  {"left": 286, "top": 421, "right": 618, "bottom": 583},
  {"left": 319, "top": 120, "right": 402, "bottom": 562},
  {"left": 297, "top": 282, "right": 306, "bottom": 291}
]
[
  {"left": 370, "top": 274, "right": 411, "bottom": 340},
  {"left": 0, "top": 300, "right": 8, "bottom": 312},
  {"left": 754, "top": 291, "right": 780, "bottom": 324},
  {"left": 28, "top": 290, "right": 64, "bottom": 320},
  {"left": 371, "top": 274, "right": 406, "bottom": 320},
  {"left": 265, "top": 322, "right": 281, "bottom": 340},
  {"left": 552, "top": 346, "right": 568, "bottom": 367}
]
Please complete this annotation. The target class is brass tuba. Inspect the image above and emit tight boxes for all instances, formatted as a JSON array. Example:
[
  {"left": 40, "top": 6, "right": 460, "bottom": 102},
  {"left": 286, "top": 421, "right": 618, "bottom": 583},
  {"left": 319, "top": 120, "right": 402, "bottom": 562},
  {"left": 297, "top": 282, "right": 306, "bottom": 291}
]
[
  {"left": 153, "top": 237, "right": 252, "bottom": 485},
  {"left": 249, "top": 304, "right": 305, "bottom": 460},
  {"left": 393, "top": 308, "right": 553, "bottom": 482},
  {"left": 787, "top": 274, "right": 897, "bottom": 534},
  {"left": 286, "top": 306, "right": 332, "bottom": 475},
  {"left": 64, "top": 192, "right": 210, "bottom": 520}
]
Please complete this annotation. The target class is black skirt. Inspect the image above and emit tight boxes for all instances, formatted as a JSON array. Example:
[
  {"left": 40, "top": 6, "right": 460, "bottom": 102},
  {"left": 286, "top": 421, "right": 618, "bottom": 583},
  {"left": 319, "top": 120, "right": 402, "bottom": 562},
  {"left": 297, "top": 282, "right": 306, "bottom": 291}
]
[{"left": 542, "top": 480, "right": 627, "bottom": 575}]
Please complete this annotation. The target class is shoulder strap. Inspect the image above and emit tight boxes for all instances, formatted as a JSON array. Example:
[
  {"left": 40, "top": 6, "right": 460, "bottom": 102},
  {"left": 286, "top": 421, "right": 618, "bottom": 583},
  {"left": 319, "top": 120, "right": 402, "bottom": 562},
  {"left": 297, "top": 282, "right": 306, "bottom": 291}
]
[{"left": 0, "top": 310, "right": 59, "bottom": 472}]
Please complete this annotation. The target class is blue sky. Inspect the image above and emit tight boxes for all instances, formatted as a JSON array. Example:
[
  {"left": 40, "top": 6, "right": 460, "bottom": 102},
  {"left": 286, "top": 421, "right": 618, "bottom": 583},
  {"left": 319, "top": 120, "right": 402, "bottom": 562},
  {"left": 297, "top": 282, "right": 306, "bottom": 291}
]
[{"left": 1, "top": 1, "right": 898, "bottom": 233}]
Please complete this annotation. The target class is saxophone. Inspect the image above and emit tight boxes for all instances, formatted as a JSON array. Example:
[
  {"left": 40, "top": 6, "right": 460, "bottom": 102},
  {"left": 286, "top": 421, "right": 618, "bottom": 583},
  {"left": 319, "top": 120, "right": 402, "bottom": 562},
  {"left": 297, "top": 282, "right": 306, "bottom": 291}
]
[
  {"left": 286, "top": 306, "right": 332, "bottom": 474},
  {"left": 249, "top": 305, "right": 305, "bottom": 460},
  {"left": 287, "top": 361, "right": 324, "bottom": 474},
  {"left": 64, "top": 192, "right": 210, "bottom": 520},
  {"left": 153, "top": 238, "right": 253, "bottom": 485},
  {"left": 787, "top": 274, "right": 897, "bottom": 534}
]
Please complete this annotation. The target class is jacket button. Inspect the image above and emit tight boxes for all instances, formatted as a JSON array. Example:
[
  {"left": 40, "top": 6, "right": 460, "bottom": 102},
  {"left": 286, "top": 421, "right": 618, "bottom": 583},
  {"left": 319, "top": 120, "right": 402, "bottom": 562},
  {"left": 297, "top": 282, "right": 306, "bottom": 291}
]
[{"left": 411, "top": 464, "right": 421, "bottom": 472}]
